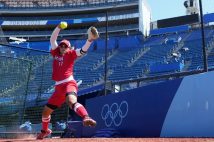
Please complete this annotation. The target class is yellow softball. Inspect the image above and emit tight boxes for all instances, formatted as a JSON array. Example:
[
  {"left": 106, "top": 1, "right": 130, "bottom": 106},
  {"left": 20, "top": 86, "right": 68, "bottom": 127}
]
[{"left": 60, "top": 22, "right": 67, "bottom": 29}]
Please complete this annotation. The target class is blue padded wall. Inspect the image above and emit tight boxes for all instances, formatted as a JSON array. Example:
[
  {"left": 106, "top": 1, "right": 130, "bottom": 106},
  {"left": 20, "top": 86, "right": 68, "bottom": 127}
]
[{"left": 85, "top": 71, "right": 214, "bottom": 137}]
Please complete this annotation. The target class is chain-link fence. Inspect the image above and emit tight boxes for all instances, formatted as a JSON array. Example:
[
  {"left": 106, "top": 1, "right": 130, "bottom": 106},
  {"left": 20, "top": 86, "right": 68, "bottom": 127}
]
[
  {"left": 0, "top": 44, "right": 69, "bottom": 132},
  {"left": 0, "top": 55, "right": 32, "bottom": 128}
]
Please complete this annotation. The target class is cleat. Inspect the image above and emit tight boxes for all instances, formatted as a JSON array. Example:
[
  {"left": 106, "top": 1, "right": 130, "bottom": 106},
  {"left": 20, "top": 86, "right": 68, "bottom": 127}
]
[
  {"left": 36, "top": 129, "right": 52, "bottom": 140},
  {"left": 83, "top": 116, "right": 96, "bottom": 127}
]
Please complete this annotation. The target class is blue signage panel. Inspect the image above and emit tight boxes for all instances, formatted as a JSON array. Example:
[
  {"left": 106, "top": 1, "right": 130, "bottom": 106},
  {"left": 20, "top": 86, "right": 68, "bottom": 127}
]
[{"left": 85, "top": 79, "right": 182, "bottom": 137}]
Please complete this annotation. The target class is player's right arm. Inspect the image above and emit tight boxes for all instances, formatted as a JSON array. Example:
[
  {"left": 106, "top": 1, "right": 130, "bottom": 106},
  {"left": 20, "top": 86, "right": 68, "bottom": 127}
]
[
  {"left": 50, "top": 25, "right": 61, "bottom": 50},
  {"left": 50, "top": 22, "right": 67, "bottom": 50}
]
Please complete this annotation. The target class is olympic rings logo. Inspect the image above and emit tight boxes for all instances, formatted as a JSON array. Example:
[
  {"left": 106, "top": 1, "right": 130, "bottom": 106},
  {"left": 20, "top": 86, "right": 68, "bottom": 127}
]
[{"left": 101, "top": 101, "right": 128, "bottom": 127}]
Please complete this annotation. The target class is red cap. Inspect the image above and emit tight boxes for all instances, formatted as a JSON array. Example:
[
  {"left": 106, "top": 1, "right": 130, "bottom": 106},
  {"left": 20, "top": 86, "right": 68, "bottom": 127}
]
[{"left": 58, "top": 39, "right": 71, "bottom": 48}]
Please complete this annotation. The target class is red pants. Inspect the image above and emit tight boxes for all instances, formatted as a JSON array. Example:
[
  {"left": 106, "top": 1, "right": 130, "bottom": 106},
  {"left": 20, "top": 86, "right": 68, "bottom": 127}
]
[{"left": 47, "top": 81, "right": 78, "bottom": 108}]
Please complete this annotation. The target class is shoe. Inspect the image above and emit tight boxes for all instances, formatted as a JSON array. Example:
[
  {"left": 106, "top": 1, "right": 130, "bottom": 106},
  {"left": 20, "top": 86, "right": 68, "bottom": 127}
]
[
  {"left": 36, "top": 129, "right": 52, "bottom": 140},
  {"left": 83, "top": 116, "right": 96, "bottom": 127}
]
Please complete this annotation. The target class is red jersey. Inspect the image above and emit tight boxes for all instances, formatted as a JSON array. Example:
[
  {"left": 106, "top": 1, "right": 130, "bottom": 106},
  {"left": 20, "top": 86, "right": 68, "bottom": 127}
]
[{"left": 51, "top": 48, "right": 77, "bottom": 81}]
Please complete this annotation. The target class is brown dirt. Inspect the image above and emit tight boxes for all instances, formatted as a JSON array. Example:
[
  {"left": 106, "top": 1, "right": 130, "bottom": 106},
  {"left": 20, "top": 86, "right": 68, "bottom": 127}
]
[{"left": 1, "top": 138, "right": 214, "bottom": 142}]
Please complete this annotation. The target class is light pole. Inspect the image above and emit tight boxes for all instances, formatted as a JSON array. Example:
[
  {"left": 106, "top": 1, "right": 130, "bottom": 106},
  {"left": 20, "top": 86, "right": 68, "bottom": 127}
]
[{"left": 199, "top": 0, "right": 208, "bottom": 72}]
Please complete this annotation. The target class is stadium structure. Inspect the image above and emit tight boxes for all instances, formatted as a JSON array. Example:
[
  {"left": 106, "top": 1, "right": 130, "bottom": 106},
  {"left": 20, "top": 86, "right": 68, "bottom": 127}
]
[{"left": 0, "top": 0, "right": 214, "bottom": 139}]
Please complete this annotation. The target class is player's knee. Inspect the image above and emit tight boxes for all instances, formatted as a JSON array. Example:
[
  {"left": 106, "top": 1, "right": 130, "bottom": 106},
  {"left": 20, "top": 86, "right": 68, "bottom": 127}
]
[{"left": 66, "top": 92, "right": 77, "bottom": 108}]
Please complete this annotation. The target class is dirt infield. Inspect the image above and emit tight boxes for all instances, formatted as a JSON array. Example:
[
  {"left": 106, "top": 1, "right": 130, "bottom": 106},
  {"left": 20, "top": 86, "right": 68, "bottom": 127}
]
[{"left": 1, "top": 138, "right": 214, "bottom": 142}]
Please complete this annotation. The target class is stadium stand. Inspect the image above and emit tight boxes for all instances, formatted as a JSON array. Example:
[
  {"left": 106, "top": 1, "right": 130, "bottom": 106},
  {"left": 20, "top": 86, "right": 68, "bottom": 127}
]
[
  {"left": 0, "top": 0, "right": 137, "bottom": 9},
  {"left": 2, "top": 27, "right": 213, "bottom": 90}
]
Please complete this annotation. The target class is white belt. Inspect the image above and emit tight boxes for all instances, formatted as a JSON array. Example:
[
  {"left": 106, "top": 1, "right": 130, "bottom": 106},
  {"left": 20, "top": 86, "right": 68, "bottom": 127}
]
[{"left": 55, "top": 75, "right": 74, "bottom": 85}]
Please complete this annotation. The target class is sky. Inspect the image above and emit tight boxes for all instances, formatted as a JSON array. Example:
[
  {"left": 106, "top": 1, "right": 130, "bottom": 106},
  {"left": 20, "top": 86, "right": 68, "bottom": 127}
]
[{"left": 147, "top": 0, "right": 214, "bottom": 21}]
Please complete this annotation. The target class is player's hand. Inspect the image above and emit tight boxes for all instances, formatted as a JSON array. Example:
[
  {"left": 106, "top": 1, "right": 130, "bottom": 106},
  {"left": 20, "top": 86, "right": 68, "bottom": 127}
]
[
  {"left": 87, "top": 26, "right": 99, "bottom": 42},
  {"left": 58, "top": 21, "right": 67, "bottom": 30}
]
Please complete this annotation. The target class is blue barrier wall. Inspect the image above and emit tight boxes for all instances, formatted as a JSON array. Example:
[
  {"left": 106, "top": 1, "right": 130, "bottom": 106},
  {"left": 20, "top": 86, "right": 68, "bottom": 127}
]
[
  {"left": 150, "top": 62, "right": 184, "bottom": 73},
  {"left": 85, "top": 71, "right": 214, "bottom": 137},
  {"left": 161, "top": 71, "right": 214, "bottom": 137}
]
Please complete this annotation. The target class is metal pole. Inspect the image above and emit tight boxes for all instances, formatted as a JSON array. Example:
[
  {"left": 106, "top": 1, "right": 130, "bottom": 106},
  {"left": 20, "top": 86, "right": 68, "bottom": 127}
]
[
  {"left": 104, "top": 11, "right": 108, "bottom": 96},
  {"left": 199, "top": 0, "right": 208, "bottom": 72}
]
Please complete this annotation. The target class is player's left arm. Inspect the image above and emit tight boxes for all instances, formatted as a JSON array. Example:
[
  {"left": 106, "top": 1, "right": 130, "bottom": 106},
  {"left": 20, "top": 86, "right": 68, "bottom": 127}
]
[{"left": 76, "top": 26, "right": 99, "bottom": 57}]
